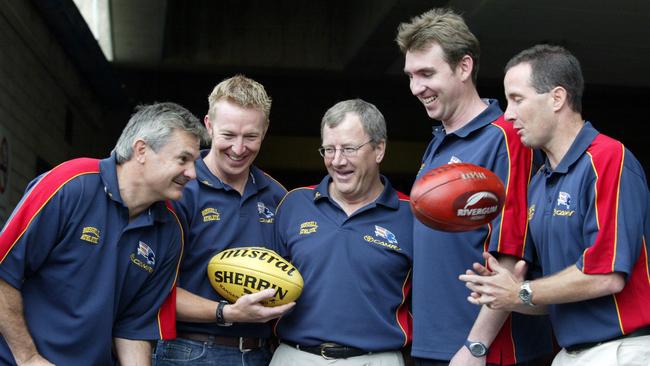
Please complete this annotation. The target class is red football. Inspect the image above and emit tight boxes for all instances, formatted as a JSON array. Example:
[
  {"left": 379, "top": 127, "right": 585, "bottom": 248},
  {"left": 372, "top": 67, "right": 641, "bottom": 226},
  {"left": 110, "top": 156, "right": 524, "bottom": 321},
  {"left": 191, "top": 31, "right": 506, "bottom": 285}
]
[{"left": 410, "top": 163, "right": 506, "bottom": 232}]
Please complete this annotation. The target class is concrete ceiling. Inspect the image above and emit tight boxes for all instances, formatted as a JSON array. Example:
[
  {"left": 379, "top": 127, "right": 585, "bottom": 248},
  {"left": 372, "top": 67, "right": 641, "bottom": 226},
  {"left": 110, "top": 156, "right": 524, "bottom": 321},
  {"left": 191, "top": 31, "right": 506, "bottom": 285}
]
[
  {"left": 32, "top": 0, "right": 650, "bottom": 186},
  {"left": 110, "top": 0, "right": 650, "bottom": 87}
]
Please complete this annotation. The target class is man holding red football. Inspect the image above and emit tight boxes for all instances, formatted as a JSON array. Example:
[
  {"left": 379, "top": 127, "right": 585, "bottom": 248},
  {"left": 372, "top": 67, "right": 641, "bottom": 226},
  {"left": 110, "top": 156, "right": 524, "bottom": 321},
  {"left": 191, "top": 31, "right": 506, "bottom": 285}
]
[
  {"left": 396, "top": 8, "right": 553, "bottom": 366},
  {"left": 460, "top": 44, "right": 650, "bottom": 365},
  {"left": 270, "top": 99, "right": 413, "bottom": 365},
  {"left": 153, "top": 75, "right": 293, "bottom": 366}
]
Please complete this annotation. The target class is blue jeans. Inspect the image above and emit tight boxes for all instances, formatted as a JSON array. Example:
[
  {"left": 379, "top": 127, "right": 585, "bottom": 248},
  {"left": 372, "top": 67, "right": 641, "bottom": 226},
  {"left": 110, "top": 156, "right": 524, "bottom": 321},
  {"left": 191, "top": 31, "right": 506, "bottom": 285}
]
[{"left": 153, "top": 338, "right": 272, "bottom": 366}]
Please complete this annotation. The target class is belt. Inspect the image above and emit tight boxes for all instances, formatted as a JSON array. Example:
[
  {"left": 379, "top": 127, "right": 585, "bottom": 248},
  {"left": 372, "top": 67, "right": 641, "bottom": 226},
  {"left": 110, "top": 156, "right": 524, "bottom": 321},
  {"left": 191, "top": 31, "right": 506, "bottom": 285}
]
[
  {"left": 177, "top": 332, "right": 264, "bottom": 352},
  {"left": 284, "top": 341, "right": 371, "bottom": 360},
  {"left": 566, "top": 325, "right": 650, "bottom": 353}
]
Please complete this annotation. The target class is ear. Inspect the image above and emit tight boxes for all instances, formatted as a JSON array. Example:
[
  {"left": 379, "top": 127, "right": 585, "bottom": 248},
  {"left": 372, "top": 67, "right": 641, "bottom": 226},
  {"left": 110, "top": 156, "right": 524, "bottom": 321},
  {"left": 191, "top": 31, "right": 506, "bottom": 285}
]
[
  {"left": 550, "top": 86, "right": 568, "bottom": 112},
  {"left": 374, "top": 140, "right": 386, "bottom": 164},
  {"left": 132, "top": 139, "right": 148, "bottom": 164},
  {"left": 204, "top": 115, "right": 213, "bottom": 135},
  {"left": 261, "top": 120, "right": 269, "bottom": 140},
  {"left": 456, "top": 55, "right": 474, "bottom": 82}
]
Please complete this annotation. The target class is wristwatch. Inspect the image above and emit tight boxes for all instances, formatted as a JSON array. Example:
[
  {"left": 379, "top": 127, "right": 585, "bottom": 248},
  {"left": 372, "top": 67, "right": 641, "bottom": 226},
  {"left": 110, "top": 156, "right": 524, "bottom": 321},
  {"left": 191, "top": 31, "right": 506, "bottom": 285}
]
[
  {"left": 215, "top": 300, "right": 233, "bottom": 326},
  {"left": 518, "top": 280, "right": 535, "bottom": 306},
  {"left": 464, "top": 339, "right": 488, "bottom": 357}
]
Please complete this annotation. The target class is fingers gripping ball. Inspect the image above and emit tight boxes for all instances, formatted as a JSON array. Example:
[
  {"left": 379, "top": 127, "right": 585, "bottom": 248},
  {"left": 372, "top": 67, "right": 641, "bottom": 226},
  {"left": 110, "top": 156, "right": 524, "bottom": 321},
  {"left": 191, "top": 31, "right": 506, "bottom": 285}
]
[
  {"left": 410, "top": 163, "right": 506, "bottom": 232},
  {"left": 207, "top": 247, "right": 303, "bottom": 306}
]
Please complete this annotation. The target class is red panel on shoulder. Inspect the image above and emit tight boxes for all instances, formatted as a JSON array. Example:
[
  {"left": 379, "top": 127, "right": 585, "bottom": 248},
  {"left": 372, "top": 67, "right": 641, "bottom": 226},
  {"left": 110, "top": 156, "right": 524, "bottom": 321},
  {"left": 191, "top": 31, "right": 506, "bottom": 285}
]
[
  {"left": 491, "top": 118, "right": 534, "bottom": 258},
  {"left": 0, "top": 158, "right": 99, "bottom": 262},
  {"left": 582, "top": 135, "right": 623, "bottom": 273}
]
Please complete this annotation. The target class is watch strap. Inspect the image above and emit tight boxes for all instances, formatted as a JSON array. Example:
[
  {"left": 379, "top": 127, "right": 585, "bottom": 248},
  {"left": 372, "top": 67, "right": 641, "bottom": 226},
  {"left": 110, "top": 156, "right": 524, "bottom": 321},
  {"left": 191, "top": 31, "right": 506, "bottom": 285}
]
[
  {"left": 215, "top": 300, "right": 232, "bottom": 326},
  {"left": 464, "top": 339, "right": 488, "bottom": 357}
]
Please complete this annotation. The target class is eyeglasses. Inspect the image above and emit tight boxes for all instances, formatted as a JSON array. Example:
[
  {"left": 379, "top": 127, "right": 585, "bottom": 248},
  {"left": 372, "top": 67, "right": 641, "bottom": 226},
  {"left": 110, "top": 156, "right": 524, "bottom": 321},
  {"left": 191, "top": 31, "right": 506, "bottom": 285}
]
[{"left": 318, "top": 140, "right": 373, "bottom": 158}]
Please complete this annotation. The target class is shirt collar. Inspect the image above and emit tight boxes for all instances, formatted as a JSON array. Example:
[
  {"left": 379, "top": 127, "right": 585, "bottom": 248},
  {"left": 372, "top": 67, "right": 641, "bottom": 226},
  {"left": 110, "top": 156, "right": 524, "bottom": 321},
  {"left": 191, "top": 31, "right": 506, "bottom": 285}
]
[
  {"left": 546, "top": 122, "right": 598, "bottom": 175},
  {"left": 195, "top": 150, "right": 268, "bottom": 195},
  {"left": 313, "top": 175, "right": 399, "bottom": 210},
  {"left": 99, "top": 153, "right": 171, "bottom": 223},
  {"left": 433, "top": 98, "right": 503, "bottom": 138}
]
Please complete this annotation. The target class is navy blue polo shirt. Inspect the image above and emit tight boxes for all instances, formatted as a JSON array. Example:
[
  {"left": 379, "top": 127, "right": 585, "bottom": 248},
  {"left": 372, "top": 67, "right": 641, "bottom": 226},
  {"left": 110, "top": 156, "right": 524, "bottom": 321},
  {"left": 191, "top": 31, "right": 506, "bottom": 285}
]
[
  {"left": 411, "top": 99, "right": 553, "bottom": 364},
  {"left": 0, "top": 156, "right": 182, "bottom": 366},
  {"left": 173, "top": 151, "right": 287, "bottom": 338},
  {"left": 524, "top": 122, "right": 650, "bottom": 348},
  {"left": 272, "top": 176, "right": 413, "bottom": 351}
]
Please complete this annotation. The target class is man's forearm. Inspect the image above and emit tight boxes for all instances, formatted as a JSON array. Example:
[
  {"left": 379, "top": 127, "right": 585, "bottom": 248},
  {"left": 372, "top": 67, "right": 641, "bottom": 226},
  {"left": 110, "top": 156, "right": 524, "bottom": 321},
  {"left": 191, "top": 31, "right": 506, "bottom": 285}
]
[
  {"left": 175, "top": 287, "right": 219, "bottom": 323},
  {"left": 530, "top": 265, "right": 625, "bottom": 305},
  {"left": 465, "top": 255, "right": 519, "bottom": 345},
  {"left": 0, "top": 279, "right": 46, "bottom": 364},
  {"left": 113, "top": 338, "right": 152, "bottom": 366}
]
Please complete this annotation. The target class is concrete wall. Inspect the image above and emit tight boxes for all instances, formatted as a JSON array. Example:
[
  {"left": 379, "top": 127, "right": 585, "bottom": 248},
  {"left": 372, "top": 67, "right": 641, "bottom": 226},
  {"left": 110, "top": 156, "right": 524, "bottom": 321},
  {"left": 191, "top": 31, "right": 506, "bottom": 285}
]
[{"left": 0, "top": 0, "right": 115, "bottom": 223}]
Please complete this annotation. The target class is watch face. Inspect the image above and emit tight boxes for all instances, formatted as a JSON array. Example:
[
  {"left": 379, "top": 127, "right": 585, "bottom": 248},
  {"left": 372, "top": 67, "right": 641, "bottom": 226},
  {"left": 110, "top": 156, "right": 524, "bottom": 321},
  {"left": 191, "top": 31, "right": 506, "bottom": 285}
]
[
  {"left": 469, "top": 343, "right": 487, "bottom": 357},
  {"left": 519, "top": 289, "right": 532, "bottom": 302}
]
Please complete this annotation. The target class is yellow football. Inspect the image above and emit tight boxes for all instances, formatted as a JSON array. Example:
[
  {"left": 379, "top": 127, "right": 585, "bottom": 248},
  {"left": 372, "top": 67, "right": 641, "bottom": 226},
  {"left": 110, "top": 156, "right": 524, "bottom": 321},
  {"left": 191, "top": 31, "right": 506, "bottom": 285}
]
[{"left": 206, "top": 247, "right": 303, "bottom": 306}]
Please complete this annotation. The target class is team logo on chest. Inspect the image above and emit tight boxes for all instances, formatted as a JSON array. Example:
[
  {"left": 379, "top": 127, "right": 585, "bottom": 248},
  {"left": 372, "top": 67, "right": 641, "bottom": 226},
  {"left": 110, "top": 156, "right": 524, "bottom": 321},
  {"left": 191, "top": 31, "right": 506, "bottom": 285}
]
[
  {"left": 299, "top": 221, "right": 318, "bottom": 235},
  {"left": 258, "top": 202, "right": 275, "bottom": 224},
  {"left": 202, "top": 207, "right": 221, "bottom": 222},
  {"left": 553, "top": 191, "right": 575, "bottom": 217},
  {"left": 129, "top": 241, "right": 155, "bottom": 273},
  {"left": 364, "top": 225, "right": 401, "bottom": 251},
  {"left": 80, "top": 226, "right": 100, "bottom": 244},
  {"left": 448, "top": 155, "right": 462, "bottom": 164},
  {"left": 528, "top": 205, "right": 536, "bottom": 221}
]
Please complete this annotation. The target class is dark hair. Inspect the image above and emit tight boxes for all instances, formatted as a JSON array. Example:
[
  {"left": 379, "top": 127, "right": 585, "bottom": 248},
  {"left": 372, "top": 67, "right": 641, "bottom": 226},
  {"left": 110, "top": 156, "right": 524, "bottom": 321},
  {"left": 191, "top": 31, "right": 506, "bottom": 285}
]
[
  {"left": 505, "top": 44, "right": 584, "bottom": 113},
  {"left": 396, "top": 8, "right": 481, "bottom": 84}
]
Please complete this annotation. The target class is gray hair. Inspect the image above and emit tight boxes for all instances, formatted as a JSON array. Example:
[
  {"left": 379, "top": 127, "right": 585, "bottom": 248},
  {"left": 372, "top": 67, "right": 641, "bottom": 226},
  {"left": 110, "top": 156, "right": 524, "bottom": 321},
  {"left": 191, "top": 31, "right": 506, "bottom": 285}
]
[
  {"left": 113, "top": 102, "right": 208, "bottom": 163},
  {"left": 321, "top": 99, "right": 387, "bottom": 144},
  {"left": 505, "top": 44, "right": 584, "bottom": 114}
]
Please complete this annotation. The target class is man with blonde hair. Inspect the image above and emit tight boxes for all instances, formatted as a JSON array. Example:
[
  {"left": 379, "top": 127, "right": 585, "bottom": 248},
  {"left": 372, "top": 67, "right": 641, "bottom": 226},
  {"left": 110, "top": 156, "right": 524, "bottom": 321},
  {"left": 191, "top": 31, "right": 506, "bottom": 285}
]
[
  {"left": 154, "top": 75, "right": 292, "bottom": 366},
  {"left": 396, "top": 8, "right": 553, "bottom": 366}
]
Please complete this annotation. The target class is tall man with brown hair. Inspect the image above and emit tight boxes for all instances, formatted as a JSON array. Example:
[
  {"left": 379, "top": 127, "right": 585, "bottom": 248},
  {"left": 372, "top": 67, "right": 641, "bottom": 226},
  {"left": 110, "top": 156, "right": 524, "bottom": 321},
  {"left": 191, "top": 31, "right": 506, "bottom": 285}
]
[{"left": 396, "top": 8, "right": 553, "bottom": 366}]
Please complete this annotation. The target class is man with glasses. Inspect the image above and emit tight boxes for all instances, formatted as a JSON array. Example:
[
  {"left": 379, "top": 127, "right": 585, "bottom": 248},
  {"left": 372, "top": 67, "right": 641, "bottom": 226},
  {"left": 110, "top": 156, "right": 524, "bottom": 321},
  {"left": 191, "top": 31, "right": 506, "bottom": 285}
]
[{"left": 269, "top": 99, "right": 413, "bottom": 366}]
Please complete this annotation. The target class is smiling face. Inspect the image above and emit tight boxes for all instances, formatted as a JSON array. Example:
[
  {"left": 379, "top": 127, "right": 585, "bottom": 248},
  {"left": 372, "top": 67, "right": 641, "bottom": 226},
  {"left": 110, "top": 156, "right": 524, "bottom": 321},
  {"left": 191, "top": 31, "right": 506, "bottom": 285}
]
[
  {"left": 404, "top": 43, "right": 466, "bottom": 123},
  {"left": 321, "top": 113, "right": 385, "bottom": 202},
  {"left": 204, "top": 99, "right": 267, "bottom": 188},
  {"left": 141, "top": 129, "right": 200, "bottom": 201},
  {"left": 503, "top": 62, "right": 556, "bottom": 149}
]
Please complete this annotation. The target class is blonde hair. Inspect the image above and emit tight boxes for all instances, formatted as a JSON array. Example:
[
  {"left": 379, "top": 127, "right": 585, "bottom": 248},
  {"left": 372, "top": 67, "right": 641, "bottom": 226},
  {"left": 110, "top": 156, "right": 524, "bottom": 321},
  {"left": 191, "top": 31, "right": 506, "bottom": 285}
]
[
  {"left": 396, "top": 8, "right": 480, "bottom": 84},
  {"left": 208, "top": 75, "right": 272, "bottom": 125}
]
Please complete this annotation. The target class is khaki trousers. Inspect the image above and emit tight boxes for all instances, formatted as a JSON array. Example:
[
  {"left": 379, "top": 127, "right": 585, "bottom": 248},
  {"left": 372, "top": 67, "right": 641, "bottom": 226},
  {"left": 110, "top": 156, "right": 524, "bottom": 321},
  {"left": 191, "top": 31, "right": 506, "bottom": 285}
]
[
  {"left": 552, "top": 335, "right": 650, "bottom": 366},
  {"left": 270, "top": 343, "right": 405, "bottom": 366}
]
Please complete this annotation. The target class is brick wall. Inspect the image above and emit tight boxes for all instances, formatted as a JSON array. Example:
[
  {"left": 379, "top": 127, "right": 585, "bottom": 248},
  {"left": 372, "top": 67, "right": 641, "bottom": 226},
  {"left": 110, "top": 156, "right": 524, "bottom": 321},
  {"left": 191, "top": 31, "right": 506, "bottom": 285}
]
[{"left": 0, "top": 0, "right": 116, "bottom": 223}]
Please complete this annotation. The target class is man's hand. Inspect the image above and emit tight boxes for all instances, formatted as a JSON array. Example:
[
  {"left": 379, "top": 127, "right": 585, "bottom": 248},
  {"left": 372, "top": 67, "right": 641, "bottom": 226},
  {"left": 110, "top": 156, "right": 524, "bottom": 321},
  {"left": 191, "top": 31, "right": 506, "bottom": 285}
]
[
  {"left": 223, "top": 289, "right": 295, "bottom": 323},
  {"left": 449, "top": 345, "right": 485, "bottom": 366},
  {"left": 459, "top": 252, "right": 527, "bottom": 311}
]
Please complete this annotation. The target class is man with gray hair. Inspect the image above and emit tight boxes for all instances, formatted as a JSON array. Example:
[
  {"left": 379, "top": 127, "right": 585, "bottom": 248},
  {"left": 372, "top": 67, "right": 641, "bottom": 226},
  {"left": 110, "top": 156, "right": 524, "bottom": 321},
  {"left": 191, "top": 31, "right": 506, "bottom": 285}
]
[
  {"left": 0, "top": 102, "right": 206, "bottom": 365},
  {"left": 154, "top": 75, "right": 291, "bottom": 366},
  {"left": 270, "top": 99, "right": 413, "bottom": 366}
]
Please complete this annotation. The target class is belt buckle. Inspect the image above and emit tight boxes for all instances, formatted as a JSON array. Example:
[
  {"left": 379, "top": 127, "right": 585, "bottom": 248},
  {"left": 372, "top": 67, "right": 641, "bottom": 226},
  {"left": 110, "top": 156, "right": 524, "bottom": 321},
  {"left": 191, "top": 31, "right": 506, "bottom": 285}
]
[
  {"left": 239, "top": 337, "right": 255, "bottom": 352},
  {"left": 319, "top": 342, "right": 339, "bottom": 360}
]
